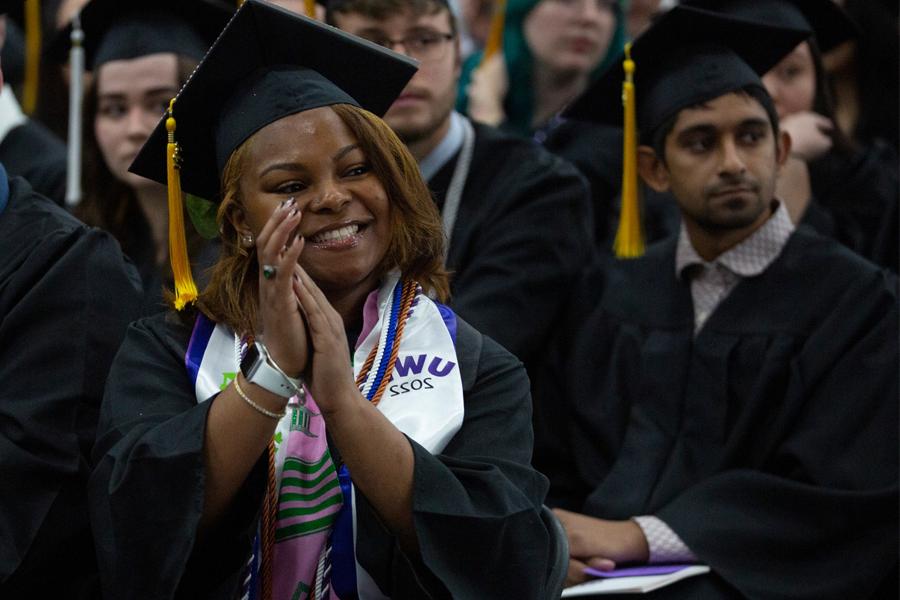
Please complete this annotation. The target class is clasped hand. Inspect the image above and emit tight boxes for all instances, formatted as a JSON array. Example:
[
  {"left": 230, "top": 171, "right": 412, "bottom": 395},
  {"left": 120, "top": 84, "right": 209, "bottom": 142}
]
[
  {"left": 253, "top": 200, "right": 357, "bottom": 414},
  {"left": 782, "top": 111, "right": 834, "bottom": 162},
  {"left": 552, "top": 508, "right": 650, "bottom": 587}
]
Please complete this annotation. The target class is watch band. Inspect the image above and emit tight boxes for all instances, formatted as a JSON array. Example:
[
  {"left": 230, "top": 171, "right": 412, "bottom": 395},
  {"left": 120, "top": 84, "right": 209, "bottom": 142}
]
[{"left": 243, "top": 342, "right": 303, "bottom": 398}]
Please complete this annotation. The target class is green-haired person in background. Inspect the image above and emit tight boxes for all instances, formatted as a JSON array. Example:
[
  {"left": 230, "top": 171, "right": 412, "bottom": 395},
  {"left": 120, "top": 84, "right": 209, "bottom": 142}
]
[{"left": 458, "top": 0, "right": 626, "bottom": 138}]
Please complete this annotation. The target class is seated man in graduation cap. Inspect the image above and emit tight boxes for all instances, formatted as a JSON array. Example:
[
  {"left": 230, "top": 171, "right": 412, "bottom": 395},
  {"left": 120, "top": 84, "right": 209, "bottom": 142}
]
[
  {"left": 533, "top": 5, "right": 899, "bottom": 598},
  {"left": 327, "top": 0, "right": 593, "bottom": 375},
  {"left": 682, "top": 0, "right": 898, "bottom": 274},
  {"left": 0, "top": 1, "right": 143, "bottom": 595}
]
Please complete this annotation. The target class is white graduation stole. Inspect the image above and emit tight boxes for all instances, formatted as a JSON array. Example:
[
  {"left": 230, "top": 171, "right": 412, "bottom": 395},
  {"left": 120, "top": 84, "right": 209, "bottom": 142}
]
[{"left": 186, "top": 274, "right": 464, "bottom": 598}]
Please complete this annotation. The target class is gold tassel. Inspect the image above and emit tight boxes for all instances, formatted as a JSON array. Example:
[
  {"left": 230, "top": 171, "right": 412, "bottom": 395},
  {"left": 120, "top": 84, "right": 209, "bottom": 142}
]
[
  {"left": 305, "top": 0, "right": 316, "bottom": 18},
  {"left": 614, "top": 43, "right": 644, "bottom": 258},
  {"left": 166, "top": 99, "right": 198, "bottom": 310},
  {"left": 23, "top": 0, "right": 41, "bottom": 115},
  {"left": 481, "top": 0, "right": 507, "bottom": 63}
]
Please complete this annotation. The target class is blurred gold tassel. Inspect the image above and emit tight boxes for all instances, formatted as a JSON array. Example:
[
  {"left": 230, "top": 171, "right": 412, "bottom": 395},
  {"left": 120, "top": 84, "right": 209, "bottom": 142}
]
[
  {"left": 23, "top": 0, "right": 41, "bottom": 115},
  {"left": 305, "top": 0, "right": 316, "bottom": 18},
  {"left": 614, "top": 43, "right": 644, "bottom": 258},
  {"left": 481, "top": 0, "right": 507, "bottom": 63},
  {"left": 166, "top": 99, "right": 198, "bottom": 310}
]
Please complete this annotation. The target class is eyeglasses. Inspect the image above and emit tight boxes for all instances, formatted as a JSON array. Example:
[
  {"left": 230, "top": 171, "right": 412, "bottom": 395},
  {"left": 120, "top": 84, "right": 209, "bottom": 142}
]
[{"left": 366, "top": 31, "right": 455, "bottom": 62}]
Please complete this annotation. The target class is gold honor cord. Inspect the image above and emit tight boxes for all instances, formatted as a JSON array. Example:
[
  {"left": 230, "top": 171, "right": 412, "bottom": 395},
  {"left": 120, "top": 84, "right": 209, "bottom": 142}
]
[
  {"left": 305, "top": 0, "right": 316, "bottom": 18},
  {"left": 23, "top": 0, "right": 41, "bottom": 115},
  {"left": 614, "top": 43, "right": 645, "bottom": 258},
  {"left": 166, "top": 99, "right": 199, "bottom": 309}
]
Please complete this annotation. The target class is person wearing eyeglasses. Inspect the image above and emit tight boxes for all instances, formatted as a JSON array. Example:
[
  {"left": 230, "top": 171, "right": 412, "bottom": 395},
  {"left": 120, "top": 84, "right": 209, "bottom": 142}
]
[{"left": 327, "top": 0, "right": 592, "bottom": 381}]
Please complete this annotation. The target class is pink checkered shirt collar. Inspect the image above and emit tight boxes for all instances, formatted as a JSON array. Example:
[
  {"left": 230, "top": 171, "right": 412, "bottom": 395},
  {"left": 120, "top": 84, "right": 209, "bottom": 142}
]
[{"left": 676, "top": 201, "right": 795, "bottom": 280}]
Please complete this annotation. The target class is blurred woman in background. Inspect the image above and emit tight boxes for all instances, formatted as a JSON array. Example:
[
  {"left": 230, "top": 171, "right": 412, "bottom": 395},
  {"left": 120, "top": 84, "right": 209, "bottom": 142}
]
[
  {"left": 68, "top": 0, "right": 231, "bottom": 313},
  {"left": 459, "top": 0, "right": 625, "bottom": 137}
]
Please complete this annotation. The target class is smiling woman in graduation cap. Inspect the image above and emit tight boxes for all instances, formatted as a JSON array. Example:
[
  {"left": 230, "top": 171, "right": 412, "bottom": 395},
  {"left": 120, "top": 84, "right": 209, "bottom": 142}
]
[{"left": 88, "top": 2, "right": 551, "bottom": 599}]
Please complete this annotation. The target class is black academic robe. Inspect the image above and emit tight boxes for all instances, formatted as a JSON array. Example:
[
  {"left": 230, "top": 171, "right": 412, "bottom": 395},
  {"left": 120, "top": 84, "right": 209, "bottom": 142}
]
[
  {"left": 89, "top": 310, "right": 551, "bottom": 599},
  {"left": 803, "top": 141, "right": 899, "bottom": 273},
  {"left": 541, "top": 119, "right": 681, "bottom": 253},
  {"left": 0, "top": 119, "right": 68, "bottom": 206},
  {"left": 429, "top": 121, "right": 593, "bottom": 372},
  {"left": 0, "top": 177, "right": 142, "bottom": 596},
  {"left": 119, "top": 210, "right": 221, "bottom": 317},
  {"left": 534, "top": 229, "right": 899, "bottom": 599}
]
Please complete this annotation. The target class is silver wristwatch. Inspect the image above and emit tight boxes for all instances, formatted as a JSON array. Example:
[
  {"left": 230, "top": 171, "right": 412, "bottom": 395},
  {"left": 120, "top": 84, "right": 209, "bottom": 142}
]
[{"left": 239, "top": 341, "right": 303, "bottom": 398}]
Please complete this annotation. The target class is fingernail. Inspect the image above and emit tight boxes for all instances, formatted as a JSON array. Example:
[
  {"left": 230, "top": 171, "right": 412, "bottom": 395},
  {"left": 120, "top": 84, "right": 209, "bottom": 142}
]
[
  {"left": 289, "top": 208, "right": 299, "bottom": 217},
  {"left": 286, "top": 197, "right": 296, "bottom": 207}
]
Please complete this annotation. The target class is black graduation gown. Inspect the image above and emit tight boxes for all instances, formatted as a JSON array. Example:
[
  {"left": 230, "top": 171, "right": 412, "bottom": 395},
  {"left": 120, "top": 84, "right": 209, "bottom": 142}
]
[
  {"left": 541, "top": 119, "right": 681, "bottom": 253},
  {"left": 0, "top": 119, "right": 68, "bottom": 206},
  {"left": 428, "top": 121, "right": 593, "bottom": 371},
  {"left": 534, "top": 229, "right": 899, "bottom": 599},
  {"left": 0, "top": 176, "right": 142, "bottom": 596},
  {"left": 802, "top": 141, "right": 899, "bottom": 273},
  {"left": 89, "top": 310, "right": 551, "bottom": 599},
  {"left": 119, "top": 210, "right": 222, "bottom": 317}
]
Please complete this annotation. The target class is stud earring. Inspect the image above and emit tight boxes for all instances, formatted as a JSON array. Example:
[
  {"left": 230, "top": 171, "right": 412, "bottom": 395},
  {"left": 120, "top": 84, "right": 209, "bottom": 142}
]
[{"left": 241, "top": 233, "right": 254, "bottom": 248}]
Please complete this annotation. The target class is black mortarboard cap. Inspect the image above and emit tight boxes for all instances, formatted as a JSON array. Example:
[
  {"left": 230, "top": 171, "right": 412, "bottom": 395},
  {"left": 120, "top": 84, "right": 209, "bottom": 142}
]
[
  {"left": 682, "top": 0, "right": 858, "bottom": 53},
  {"left": 49, "top": 0, "right": 234, "bottom": 70},
  {"left": 565, "top": 5, "right": 808, "bottom": 136},
  {"left": 0, "top": 0, "right": 23, "bottom": 23},
  {"left": 128, "top": 0, "right": 416, "bottom": 310},
  {"left": 129, "top": 0, "right": 417, "bottom": 203}
]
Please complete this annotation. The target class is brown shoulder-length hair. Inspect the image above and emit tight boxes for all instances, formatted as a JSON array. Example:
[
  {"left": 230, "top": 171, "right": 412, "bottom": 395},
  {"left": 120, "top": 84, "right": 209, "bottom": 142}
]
[
  {"left": 197, "top": 103, "right": 450, "bottom": 335},
  {"left": 76, "top": 55, "right": 203, "bottom": 261}
]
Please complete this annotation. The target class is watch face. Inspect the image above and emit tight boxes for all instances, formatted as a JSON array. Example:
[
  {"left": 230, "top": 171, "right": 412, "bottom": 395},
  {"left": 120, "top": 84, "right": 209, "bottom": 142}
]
[{"left": 240, "top": 343, "right": 261, "bottom": 377}]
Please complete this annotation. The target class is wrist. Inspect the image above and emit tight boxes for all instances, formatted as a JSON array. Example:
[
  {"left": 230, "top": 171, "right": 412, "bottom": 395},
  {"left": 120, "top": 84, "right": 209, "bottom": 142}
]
[
  {"left": 317, "top": 381, "right": 367, "bottom": 420},
  {"left": 240, "top": 341, "right": 304, "bottom": 398},
  {"left": 621, "top": 519, "right": 650, "bottom": 563},
  {"left": 234, "top": 372, "right": 289, "bottom": 418}
]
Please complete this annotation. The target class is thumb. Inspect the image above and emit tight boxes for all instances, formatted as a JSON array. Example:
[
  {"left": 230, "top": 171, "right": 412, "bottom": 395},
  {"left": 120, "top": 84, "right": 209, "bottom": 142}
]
[{"left": 586, "top": 557, "right": 617, "bottom": 572}]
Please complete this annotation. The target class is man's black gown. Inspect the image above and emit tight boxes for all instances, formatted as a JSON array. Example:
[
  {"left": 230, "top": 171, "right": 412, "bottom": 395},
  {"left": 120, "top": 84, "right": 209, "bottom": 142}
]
[
  {"left": 429, "top": 121, "right": 593, "bottom": 371},
  {"left": 89, "top": 311, "right": 551, "bottom": 599},
  {"left": 0, "top": 175, "right": 142, "bottom": 596},
  {"left": 542, "top": 119, "right": 681, "bottom": 252},
  {"left": 0, "top": 119, "right": 68, "bottom": 205},
  {"left": 805, "top": 141, "right": 899, "bottom": 272},
  {"left": 534, "top": 228, "right": 898, "bottom": 599}
]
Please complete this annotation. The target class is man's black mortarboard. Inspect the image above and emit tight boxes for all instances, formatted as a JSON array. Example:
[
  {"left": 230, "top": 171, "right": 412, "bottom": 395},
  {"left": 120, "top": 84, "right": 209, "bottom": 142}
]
[
  {"left": 128, "top": 0, "right": 417, "bottom": 309},
  {"left": 564, "top": 5, "right": 807, "bottom": 258},
  {"left": 681, "top": 0, "right": 858, "bottom": 53},
  {"left": 566, "top": 6, "right": 808, "bottom": 133},
  {"left": 49, "top": 0, "right": 234, "bottom": 70}
]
